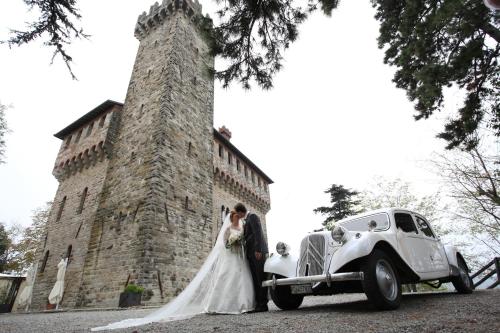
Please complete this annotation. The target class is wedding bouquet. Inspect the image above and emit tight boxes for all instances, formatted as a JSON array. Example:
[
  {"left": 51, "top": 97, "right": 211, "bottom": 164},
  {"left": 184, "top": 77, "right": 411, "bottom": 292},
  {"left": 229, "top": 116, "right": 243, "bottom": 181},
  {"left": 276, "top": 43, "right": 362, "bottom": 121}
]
[{"left": 225, "top": 232, "right": 244, "bottom": 250}]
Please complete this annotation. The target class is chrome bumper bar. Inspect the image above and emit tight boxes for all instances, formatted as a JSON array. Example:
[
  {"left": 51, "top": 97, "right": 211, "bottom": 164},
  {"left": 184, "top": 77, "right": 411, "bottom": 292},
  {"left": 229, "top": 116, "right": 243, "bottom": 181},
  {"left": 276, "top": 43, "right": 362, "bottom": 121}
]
[{"left": 262, "top": 272, "right": 364, "bottom": 289}]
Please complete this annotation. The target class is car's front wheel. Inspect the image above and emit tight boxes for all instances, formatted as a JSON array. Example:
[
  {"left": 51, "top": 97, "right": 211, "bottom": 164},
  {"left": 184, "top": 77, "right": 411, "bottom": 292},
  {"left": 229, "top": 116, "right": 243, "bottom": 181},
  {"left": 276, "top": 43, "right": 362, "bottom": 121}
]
[
  {"left": 269, "top": 275, "right": 304, "bottom": 310},
  {"left": 451, "top": 257, "right": 473, "bottom": 294},
  {"left": 361, "top": 249, "right": 402, "bottom": 310}
]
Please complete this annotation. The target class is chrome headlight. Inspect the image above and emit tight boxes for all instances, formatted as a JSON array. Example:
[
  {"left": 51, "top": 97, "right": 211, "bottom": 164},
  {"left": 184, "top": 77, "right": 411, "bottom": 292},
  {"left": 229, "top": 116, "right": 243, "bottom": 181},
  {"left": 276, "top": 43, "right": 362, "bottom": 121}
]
[
  {"left": 331, "top": 226, "right": 348, "bottom": 244},
  {"left": 276, "top": 242, "right": 289, "bottom": 256}
]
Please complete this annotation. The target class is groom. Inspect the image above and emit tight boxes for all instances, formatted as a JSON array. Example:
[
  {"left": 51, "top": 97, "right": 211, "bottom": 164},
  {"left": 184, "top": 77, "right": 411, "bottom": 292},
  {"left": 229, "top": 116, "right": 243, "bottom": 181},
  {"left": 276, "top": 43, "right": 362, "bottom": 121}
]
[{"left": 234, "top": 203, "right": 269, "bottom": 312}]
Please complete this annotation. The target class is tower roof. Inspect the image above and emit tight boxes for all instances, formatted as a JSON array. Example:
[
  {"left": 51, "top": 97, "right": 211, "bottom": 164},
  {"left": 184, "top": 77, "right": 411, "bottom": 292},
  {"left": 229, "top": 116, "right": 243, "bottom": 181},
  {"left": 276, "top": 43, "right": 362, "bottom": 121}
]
[{"left": 54, "top": 100, "right": 123, "bottom": 139}]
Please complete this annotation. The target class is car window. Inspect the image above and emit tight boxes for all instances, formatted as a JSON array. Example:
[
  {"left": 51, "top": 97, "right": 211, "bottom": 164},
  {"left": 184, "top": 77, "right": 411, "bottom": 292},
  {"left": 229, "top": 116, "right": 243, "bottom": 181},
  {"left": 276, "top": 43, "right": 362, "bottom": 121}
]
[
  {"left": 394, "top": 213, "right": 418, "bottom": 234},
  {"left": 340, "top": 213, "right": 390, "bottom": 231},
  {"left": 415, "top": 216, "right": 435, "bottom": 238}
]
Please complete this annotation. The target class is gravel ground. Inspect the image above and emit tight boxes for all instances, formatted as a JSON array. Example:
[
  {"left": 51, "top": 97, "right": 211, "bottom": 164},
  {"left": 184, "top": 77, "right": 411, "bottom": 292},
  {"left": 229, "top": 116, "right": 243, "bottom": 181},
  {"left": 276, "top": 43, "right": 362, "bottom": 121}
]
[{"left": 1, "top": 290, "right": 499, "bottom": 333}]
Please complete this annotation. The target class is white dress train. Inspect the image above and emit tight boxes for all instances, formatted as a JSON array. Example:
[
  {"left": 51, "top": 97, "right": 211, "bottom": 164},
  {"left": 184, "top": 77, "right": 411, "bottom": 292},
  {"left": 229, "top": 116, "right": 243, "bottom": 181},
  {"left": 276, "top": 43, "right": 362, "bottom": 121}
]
[{"left": 92, "top": 216, "right": 255, "bottom": 331}]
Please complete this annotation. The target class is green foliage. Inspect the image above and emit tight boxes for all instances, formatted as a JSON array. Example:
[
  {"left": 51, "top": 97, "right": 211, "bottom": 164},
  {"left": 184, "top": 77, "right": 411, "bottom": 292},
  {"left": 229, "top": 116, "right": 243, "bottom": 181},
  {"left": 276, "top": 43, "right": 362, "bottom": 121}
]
[
  {"left": 2, "top": 0, "right": 88, "bottom": 79},
  {"left": 212, "top": 0, "right": 309, "bottom": 89},
  {"left": 0, "top": 102, "right": 8, "bottom": 164},
  {"left": 124, "top": 284, "right": 145, "bottom": 294},
  {"left": 314, "top": 184, "right": 362, "bottom": 229},
  {"left": 371, "top": 0, "right": 499, "bottom": 150},
  {"left": 0, "top": 223, "right": 10, "bottom": 272},
  {"left": 0, "top": 202, "right": 51, "bottom": 273}
]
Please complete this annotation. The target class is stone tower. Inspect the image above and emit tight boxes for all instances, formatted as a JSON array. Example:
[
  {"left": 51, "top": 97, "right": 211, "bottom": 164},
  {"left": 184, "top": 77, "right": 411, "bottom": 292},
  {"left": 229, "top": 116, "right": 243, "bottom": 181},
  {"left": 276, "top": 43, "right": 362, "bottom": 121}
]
[{"left": 31, "top": 0, "right": 215, "bottom": 309}]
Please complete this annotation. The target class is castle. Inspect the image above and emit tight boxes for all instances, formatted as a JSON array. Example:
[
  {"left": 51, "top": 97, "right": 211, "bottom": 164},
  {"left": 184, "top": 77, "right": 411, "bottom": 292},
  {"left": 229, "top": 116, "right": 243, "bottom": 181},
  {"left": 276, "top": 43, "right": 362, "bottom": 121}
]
[{"left": 30, "top": 0, "right": 272, "bottom": 309}]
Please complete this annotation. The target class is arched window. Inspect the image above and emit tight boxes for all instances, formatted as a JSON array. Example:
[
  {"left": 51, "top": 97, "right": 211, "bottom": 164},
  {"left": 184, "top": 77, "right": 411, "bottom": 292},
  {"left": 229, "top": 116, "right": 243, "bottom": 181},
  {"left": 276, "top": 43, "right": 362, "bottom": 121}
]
[
  {"left": 185, "top": 196, "right": 189, "bottom": 209},
  {"left": 218, "top": 144, "right": 223, "bottom": 158},
  {"left": 228, "top": 152, "right": 232, "bottom": 165},
  {"left": 40, "top": 250, "right": 49, "bottom": 273},
  {"left": 221, "top": 205, "right": 225, "bottom": 223},
  {"left": 56, "top": 196, "right": 67, "bottom": 222},
  {"left": 66, "top": 245, "right": 73, "bottom": 266},
  {"left": 77, "top": 187, "right": 88, "bottom": 214}
]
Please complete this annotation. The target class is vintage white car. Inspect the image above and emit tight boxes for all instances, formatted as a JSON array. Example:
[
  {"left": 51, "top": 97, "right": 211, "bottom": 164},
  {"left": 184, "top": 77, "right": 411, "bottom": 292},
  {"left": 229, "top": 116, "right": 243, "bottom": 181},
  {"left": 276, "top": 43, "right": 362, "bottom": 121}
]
[{"left": 263, "top": 208, "right": 473, "bottom": 310}]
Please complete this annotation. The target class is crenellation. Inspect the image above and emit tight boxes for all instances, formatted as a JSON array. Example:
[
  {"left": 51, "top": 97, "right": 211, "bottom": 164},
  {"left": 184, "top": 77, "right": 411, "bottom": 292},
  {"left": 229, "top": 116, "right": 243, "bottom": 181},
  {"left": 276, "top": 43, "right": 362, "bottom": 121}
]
[{"left": 135, "top": 0, "right": 203, "bottom": 40}]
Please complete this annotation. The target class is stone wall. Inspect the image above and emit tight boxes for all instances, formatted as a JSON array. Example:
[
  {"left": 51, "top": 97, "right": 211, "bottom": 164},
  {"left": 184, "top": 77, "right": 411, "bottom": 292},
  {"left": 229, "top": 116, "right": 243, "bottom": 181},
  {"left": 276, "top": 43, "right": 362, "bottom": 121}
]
[{"left": 31, "top": 157, "right": 111, "bottom": 310}]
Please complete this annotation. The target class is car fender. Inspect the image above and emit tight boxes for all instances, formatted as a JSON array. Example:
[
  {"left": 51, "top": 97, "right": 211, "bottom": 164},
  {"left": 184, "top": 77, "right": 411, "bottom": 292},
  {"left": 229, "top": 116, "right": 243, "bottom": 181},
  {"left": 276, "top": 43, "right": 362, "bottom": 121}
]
[
  {"left": 264, "top": 253, "right": 298, "bottom": 278},
  {"left": 444, "top": 245, "right": 459, "bottom": 267},
  {"left": 328, "top": 231, "right": 400, "bottom": 274}
]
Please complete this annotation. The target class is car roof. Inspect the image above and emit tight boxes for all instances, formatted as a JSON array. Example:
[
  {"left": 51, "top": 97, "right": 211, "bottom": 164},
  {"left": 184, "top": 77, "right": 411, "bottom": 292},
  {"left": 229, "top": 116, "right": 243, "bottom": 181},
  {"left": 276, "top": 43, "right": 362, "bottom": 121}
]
[{"left": 337, "top": 207, "right": 422, "bottom": 225}]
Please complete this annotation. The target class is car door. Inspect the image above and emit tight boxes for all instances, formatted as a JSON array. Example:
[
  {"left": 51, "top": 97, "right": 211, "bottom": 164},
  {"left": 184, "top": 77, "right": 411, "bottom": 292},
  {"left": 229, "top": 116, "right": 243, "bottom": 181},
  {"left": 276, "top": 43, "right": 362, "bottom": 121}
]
[
  {"left": 394, "top": 212, "right": 433, "bottom": 273},
  {"left": 413, "top": 215, "right": 449, "bottom": 277}
]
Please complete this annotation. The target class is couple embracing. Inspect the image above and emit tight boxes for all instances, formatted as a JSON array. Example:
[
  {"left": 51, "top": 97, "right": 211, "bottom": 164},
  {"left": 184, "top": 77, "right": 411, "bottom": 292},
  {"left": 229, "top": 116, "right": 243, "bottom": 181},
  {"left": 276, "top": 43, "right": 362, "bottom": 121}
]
[{"left": 93, "top": 203, "right": 269, "bottom": 331}]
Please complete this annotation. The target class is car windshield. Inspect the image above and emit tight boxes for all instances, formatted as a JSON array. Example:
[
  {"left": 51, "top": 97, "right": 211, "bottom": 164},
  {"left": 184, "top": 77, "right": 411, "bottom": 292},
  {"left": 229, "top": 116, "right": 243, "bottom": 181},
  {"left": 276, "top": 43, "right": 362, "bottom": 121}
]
[{"left": 339, "top": 213, "right": 390, "bottom": 232}]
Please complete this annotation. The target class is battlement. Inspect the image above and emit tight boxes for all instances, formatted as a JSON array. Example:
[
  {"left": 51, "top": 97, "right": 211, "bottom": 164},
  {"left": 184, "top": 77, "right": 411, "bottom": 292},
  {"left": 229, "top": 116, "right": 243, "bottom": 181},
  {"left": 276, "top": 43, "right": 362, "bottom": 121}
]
[{"left": 134, "top": 0, "right": 203, "bottom": 40}]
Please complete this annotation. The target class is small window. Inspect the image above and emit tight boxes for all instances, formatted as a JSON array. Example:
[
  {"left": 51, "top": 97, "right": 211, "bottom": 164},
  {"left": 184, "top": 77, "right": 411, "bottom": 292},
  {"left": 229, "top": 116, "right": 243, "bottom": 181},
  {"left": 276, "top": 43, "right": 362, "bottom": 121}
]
[
  {"left": 185, "top": 196, "right": 189, "bottom": 210},
  {"left": 218, "top": 144, "right": 223, "bottom": 158},
  {"left": 244, "top": 166, "right": 248, "bottom": 178},
  {"left": 251, "top": 172, "right": 255, "bottom": 183},
  {"left": 228, "top": 152, "right": 232, "bottom": 165},
  {"left": 74, "top": 129, "right": 83, "bottom": 143},
  {"left": 77, "top": 187, "right": 88, "bottom": 214},
  {"left": 236, "top": 160, "right": 240, "bottom": 171},
  {"left": 86, "top": 122, "right": 94, "bottom": 137},
  {"left": 66, "top": 245, "right": 73, "bottom": 266},
  {"left": 395, "top": 213, "right": 418, "bottom": 234},
  {"left": 99, "top": 114, "right": 106, "bottom": 128},
  {"left": 40, "top": 250, "right": 49, "bottom": 273},
  {"left": 56, "top": 196, "right": 67, "bottom": 222},
  {"left": 415, "top": 216, "right": 435, "bottom": 238}
]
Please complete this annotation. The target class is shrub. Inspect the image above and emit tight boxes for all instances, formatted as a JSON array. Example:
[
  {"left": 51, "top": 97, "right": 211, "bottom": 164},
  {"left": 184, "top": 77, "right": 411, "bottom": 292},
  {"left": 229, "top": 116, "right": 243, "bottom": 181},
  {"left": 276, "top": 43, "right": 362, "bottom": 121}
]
[{"left": 124, "top": 284, "right": 144, "bottom": 294}]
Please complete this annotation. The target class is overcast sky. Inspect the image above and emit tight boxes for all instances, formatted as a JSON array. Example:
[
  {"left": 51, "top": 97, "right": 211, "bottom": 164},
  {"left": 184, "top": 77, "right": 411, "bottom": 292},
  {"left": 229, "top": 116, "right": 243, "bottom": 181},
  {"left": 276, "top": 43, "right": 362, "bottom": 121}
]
[{"left": 0, "top": 0, "right": 459, "bottom": 251}]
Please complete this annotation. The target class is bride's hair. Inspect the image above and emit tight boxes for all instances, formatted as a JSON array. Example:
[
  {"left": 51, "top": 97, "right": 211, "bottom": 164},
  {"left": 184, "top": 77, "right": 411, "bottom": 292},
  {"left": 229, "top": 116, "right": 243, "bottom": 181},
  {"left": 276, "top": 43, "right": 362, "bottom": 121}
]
[{"left": 229, "top": 211, "right": 238, "bottom": 222}]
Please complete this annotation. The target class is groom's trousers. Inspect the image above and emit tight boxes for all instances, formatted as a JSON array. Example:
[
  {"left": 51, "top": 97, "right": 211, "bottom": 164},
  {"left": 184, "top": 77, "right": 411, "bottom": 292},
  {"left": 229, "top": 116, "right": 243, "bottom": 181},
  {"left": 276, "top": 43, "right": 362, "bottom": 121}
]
[{"left": 247, "top": 255, "right": 268, "bottom": 308}]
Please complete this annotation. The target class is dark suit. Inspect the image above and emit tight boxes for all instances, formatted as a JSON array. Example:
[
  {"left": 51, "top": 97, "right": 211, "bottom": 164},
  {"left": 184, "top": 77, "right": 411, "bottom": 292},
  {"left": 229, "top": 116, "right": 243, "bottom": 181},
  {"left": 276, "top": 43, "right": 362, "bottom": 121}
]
[{"left": 244, "top": 212, "right": 269, "bottom": 308}]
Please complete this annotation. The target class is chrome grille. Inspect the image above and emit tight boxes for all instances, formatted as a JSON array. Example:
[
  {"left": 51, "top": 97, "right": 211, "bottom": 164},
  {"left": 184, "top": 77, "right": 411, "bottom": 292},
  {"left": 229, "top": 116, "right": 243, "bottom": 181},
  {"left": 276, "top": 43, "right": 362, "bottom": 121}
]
[{"left": 298, "top": 234, "right": 327, "bottom": 277}]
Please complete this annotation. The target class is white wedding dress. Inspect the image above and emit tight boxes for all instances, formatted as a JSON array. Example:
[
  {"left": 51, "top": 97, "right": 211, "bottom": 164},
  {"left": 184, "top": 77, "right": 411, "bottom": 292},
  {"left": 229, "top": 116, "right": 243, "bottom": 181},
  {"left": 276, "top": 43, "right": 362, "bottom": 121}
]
[{"left": 92, "top": 216, "right": 255, "bottom": 331}]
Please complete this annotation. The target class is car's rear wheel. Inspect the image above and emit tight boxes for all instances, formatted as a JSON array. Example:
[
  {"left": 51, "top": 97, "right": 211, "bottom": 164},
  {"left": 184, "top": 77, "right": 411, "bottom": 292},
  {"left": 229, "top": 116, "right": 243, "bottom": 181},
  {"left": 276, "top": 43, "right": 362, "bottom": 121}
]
[
  {"left": 269, "top": 275, "right": 304, "bottom": 310},
  {"left": 361, "top": 249, "right": 401, "bottom": 310},
  {"left": 451, "top": 257, "right": 473, "bottom": 294}
]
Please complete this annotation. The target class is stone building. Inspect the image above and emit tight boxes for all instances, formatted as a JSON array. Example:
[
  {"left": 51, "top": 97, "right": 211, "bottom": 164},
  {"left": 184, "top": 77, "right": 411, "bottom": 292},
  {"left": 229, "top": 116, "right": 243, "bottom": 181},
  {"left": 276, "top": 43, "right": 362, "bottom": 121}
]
[{"left": 30, "top": 0, "right": 272, "bottom": 310}]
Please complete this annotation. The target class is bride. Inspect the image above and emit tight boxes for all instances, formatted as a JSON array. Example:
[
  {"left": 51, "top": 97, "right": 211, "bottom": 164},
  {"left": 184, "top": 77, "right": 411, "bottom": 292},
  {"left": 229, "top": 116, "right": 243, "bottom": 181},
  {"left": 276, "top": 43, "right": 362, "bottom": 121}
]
[{"left": 92, "top": 211, "right": 255, "bottom": 331}]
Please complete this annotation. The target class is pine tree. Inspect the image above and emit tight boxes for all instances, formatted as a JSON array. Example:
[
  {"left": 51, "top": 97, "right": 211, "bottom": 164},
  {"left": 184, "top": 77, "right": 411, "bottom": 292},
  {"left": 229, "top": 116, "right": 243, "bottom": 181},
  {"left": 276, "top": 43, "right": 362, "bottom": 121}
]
[{"left": 313, "top": 184, "right": 362, "bottom": 229}]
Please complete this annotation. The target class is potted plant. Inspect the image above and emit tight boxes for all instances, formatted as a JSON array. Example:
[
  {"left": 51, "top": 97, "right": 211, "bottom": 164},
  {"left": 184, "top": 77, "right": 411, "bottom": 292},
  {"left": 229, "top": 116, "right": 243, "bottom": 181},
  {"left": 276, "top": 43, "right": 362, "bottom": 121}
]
[{"left": 119, "top": 284, "right": 144, "bottom": 308}]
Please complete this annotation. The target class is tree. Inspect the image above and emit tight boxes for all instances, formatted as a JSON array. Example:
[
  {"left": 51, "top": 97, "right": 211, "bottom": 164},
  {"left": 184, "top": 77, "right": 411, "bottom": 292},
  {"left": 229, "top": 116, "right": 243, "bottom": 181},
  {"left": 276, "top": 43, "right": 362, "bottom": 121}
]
[
  {"left": 371, "top": 0, "right": 499, "bottom": 151},
  {"left": 0, "top": 101, "right": 8, "bottom": 164},
  {"left": 2, "top": 0, "right": 88, "bottom": 79},
  {"left": 431, "top": 146, "right": 499, "bottom": 264},
  {"left": 0, "top": 223, "right": 10, "bottom": 272},
  {"left": 3, "top": 1, "right": 498, "bottom": 149},
  {"left": 0, "top": 202, "right": 51, "bottom": 273},
  {"left": 313, "top": 184, "right": 362, "bottom": 229},
  {"left": 358, "top": 177, "right": 445, "bottom": 226}
]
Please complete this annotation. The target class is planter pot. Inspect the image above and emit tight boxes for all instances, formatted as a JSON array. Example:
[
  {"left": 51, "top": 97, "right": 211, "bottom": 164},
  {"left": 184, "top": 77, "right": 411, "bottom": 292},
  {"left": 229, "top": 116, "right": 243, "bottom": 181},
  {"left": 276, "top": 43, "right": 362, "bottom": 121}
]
[
  {"left": 119, "top": 292, "right": 142, "bottom": 308},
  {"left": 46, "top": 303, "right": 57, "bottom": 310}
]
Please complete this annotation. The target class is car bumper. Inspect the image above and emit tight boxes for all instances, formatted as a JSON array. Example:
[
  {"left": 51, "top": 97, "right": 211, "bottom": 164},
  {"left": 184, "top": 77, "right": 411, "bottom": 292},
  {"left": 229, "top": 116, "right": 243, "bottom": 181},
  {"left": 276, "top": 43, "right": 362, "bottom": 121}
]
[{"left": 262, "top": 272, "right": 364, "bottom": 288}]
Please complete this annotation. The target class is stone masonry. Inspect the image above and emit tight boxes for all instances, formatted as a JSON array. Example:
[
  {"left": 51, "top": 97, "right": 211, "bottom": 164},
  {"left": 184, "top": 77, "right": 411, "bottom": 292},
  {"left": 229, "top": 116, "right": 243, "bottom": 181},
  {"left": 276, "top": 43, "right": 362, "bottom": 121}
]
[{"left": 30, "top": 0, "right": 272, "bottom": 310}]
